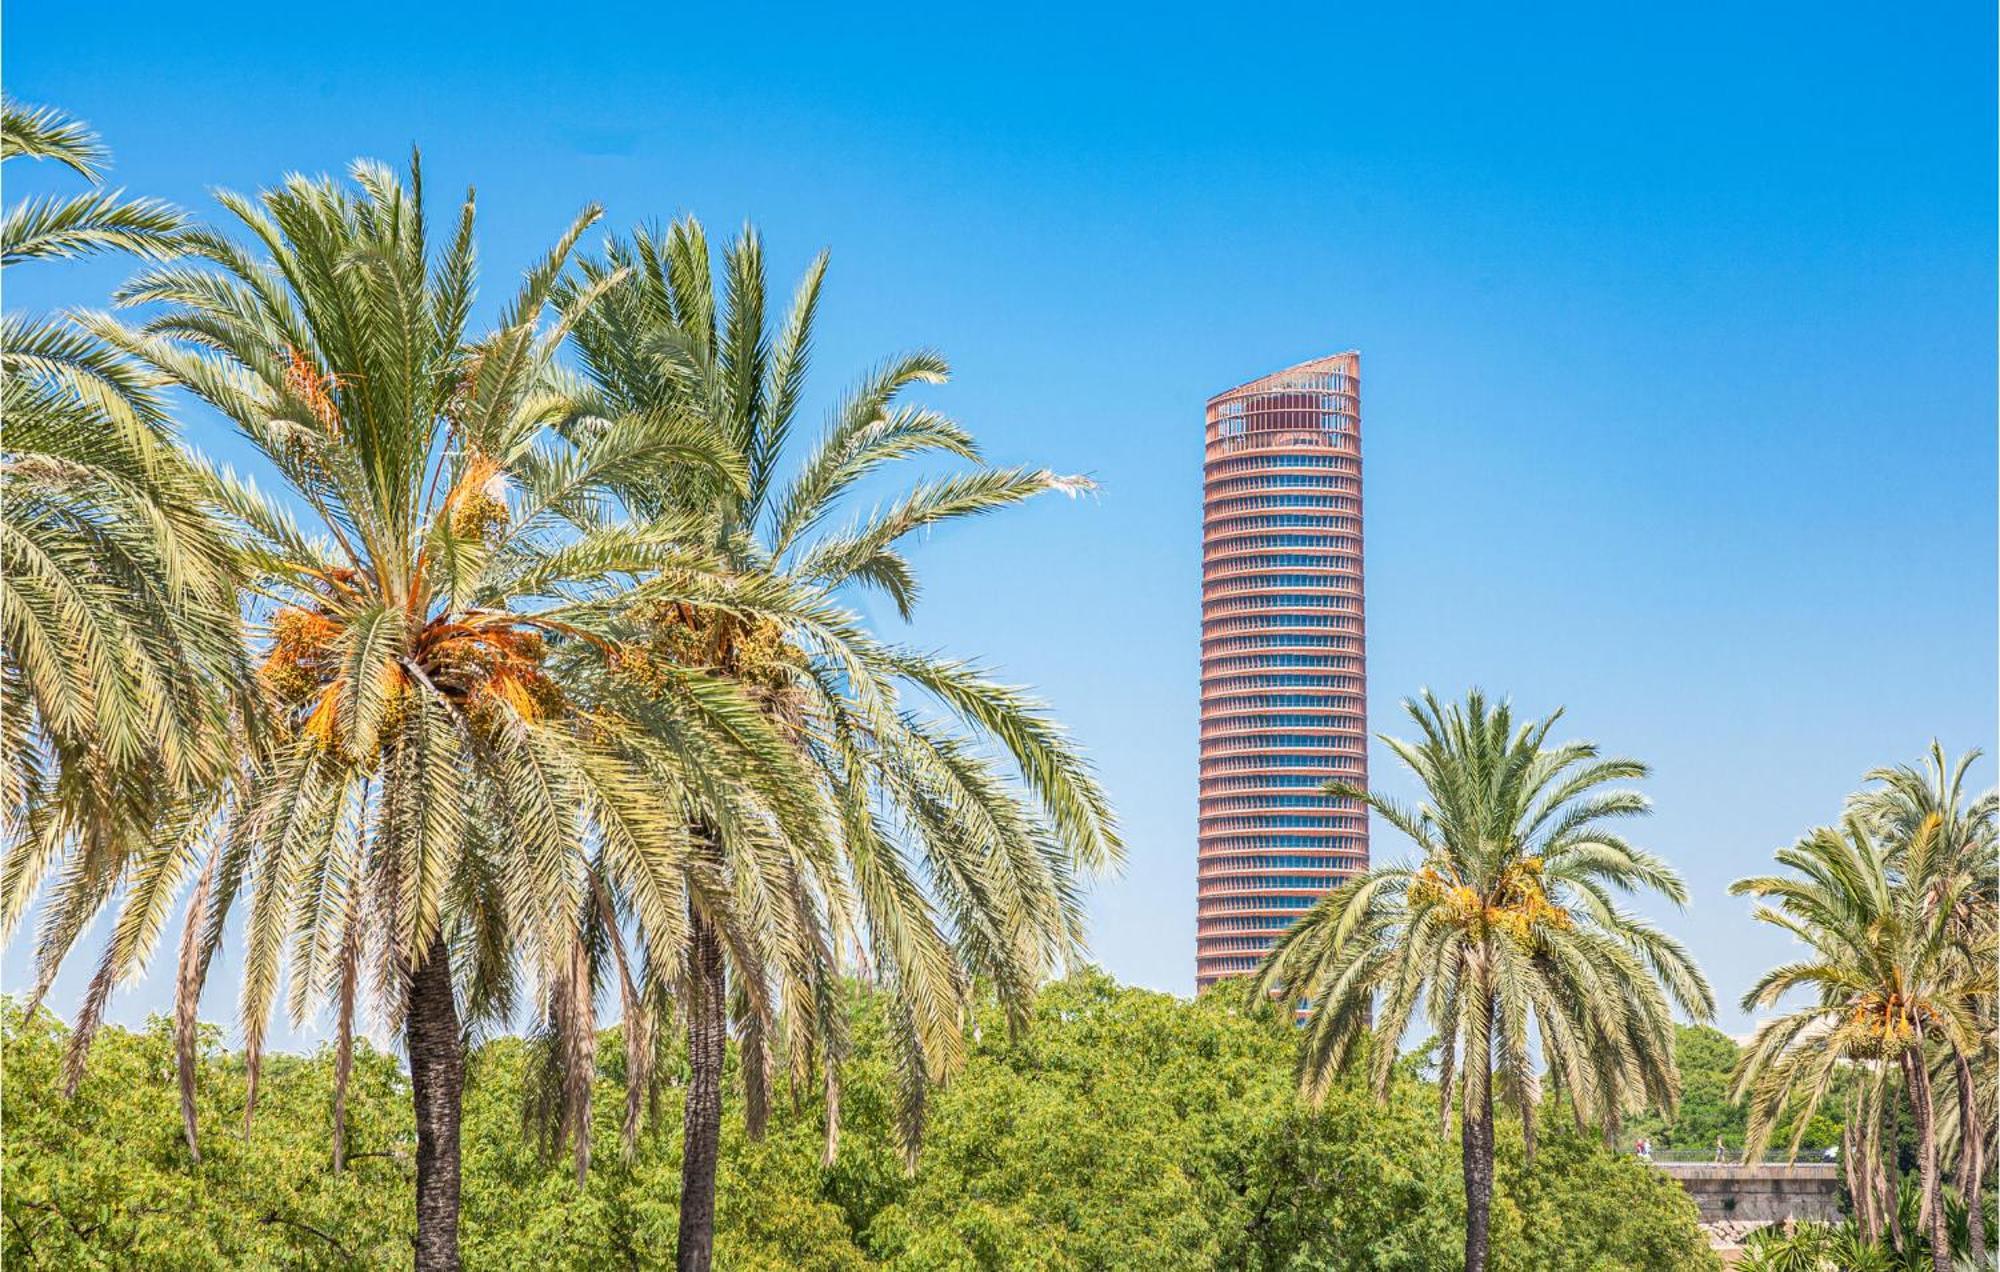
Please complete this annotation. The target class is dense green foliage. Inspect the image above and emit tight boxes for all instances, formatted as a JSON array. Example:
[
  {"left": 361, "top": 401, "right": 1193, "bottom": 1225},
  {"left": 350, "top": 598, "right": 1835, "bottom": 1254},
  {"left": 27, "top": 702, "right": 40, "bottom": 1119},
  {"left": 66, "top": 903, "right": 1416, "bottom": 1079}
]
[
  {"left": 1623, "top": 1025, "right": 1842, "bottom": 1155},
  {"left": 4, "top": 1003, "right": 411, "bottom": 1265},
  {"left": 3, "top": 974, "right": 1716, "bottom": 1269},
  {"left": 1736, "top": 1186, "right": 1991, "bottom": 1272}
]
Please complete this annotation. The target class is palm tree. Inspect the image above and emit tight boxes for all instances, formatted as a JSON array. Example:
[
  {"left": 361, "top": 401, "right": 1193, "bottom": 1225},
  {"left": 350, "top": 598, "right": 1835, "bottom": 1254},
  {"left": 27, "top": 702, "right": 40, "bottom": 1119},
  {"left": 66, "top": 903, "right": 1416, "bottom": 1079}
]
[
  {"left": 1736, "top": 1220, "right": 1900, "bottom": 1272},
  {"left": 1732, "top": 815, "right": 1986, "bottom": 1272},
  {"left": 1, "top": 99, "right": 243, "bottom": 997},
  {"left": 1848, "top": 744, "right": 1992, "bottom": 1264},
  {"left": 47, "top": 159, "right": 824, "bottom": 1270},
  {"left": 555, "top": 218, "right": 1121, "bottom": 1271},
  {"left": 1850, "top": 744, "right": 1997, "bottom": 1265},
  {"left": 1250, "top": 689, "right": 1714, "bottom": 1272}
]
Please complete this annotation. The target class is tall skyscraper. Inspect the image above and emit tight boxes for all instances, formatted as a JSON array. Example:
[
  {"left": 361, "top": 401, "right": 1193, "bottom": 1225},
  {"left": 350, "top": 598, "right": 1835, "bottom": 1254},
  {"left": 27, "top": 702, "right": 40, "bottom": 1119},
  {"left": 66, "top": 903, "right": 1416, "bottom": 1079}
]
[{"left": 1196, "top": 352, "right": 1369, "bottom": 992}]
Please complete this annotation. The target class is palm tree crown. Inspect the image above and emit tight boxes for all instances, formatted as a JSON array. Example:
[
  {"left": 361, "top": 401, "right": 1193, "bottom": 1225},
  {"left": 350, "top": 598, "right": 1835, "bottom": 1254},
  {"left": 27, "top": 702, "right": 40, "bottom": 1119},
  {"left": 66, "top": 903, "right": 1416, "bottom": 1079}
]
[
  {"left": 562, "top": 216, "right": 1120, "bottom": 1119},
  {"left": 1847, "top": 744, "right": 1997, "bottom": 1266},
  {"left": 1733, "top": 817, "right": 1981, "bottom": 1145},
  {"left": 1, "top": 98, "right": 243, "bottom": 1013},
  {"left": 49, "top": 158, "right": 834, "bottom": 1268},
  {"left": 1735, "top": 748, "right": 1996, "bottom": 1271},
  {"left": 557, "top": 218, "right": 1121, "bottom": 1269}
]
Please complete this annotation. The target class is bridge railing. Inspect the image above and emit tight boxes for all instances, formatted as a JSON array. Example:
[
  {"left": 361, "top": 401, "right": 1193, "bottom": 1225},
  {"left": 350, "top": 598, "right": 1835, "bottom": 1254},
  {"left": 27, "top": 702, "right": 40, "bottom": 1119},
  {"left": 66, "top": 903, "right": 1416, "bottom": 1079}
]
[{"left": 1640, "top": 1150, "right": 1840, "bottom": 1167}]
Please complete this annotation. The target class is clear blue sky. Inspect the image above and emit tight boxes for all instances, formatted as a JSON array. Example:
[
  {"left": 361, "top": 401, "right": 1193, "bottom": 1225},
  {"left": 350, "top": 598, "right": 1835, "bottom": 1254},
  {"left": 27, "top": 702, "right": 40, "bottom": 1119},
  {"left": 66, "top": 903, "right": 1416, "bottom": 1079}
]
[{"left": 8, "top": 1, "right": 1995, "bottom": 1044}]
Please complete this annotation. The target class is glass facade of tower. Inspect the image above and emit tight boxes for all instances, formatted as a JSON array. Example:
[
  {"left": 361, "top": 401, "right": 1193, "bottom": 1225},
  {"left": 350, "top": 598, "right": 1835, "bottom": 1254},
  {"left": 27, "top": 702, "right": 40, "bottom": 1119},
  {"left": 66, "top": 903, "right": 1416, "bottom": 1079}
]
[{"left": 1196, "top": 352, "right": 1368, "bottom": 991}]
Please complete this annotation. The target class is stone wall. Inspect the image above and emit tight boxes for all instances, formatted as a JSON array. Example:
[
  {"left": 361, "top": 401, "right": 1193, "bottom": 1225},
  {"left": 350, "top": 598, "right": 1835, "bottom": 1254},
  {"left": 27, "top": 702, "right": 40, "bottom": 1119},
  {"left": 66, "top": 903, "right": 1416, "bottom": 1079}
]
[{"left": 1656, "top": 1163, "right": 1846, "bottom": 1226}]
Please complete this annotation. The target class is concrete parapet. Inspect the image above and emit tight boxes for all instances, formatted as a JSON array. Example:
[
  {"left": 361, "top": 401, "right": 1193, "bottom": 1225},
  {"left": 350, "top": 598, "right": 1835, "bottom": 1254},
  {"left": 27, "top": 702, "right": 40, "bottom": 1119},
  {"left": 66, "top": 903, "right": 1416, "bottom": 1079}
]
[{"left": 1655, "top": 1162, "right": 1845, "bottom": 1226}]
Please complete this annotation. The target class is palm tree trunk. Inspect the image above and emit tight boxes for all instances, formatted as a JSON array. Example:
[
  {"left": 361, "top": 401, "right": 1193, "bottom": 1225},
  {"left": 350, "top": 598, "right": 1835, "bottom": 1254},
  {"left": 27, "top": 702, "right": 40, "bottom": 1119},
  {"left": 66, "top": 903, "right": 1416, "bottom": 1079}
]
[
  {"left": 1843, "top": 1115, "right": 1872, "bottom": 1243},
  {"left": 1883, "top": 1076, "right": 1907, "bottom": 1254},
  {"left": 1904, "top": 1046, "right": 1952, "bottom": 1272},
  {"left": 408, "top": 930, "right": 464, "bottom": 1272},
  {"left": 1862, "top": 1076, "right": 1888, "bottom": 1246},
  {"left": 1884, "top": 1155, "right": 1904, "bottom": 1252},
  {"left": 1462, "top": 989, "right": 1495, "bottom": 1272},
  {"left": 1952, "top": 1044, "right": 1987, "bottom": 1266},
  {"left": 675, "top": 908, "right": 727, "bottom": 1272}
]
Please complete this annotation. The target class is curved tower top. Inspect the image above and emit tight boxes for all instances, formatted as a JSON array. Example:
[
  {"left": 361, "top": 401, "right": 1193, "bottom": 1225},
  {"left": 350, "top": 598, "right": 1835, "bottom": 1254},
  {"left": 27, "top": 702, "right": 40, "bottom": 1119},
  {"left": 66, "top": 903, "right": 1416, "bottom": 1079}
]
[{"left": 1196, "top": 351, "right": 1369, "bottom": 992}]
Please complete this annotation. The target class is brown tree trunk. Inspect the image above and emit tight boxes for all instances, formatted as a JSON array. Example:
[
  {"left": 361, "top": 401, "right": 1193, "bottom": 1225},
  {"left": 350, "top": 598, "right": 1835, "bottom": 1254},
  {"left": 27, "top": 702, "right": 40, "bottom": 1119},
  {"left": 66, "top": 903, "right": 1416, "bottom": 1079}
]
[
  {"left": 1904, "top": 1046, "right": 1952, "bottom": 1272},
  {"left": 1861, "top": 1076, "right": 1888, "bottom": 1246},
  {"left": 1884, "top": 1155, "right": 1904, "bottom": 1253},
  {"left": 675, "top": 910, "right": 727, "bottom": 1272},
  {"left": 1461, "top": 988, "right": 1494, "bottom": 1272},
  {"left": 1883, "top": 1077, "right": 1907, "bottom": 1254},
  {"left": 1843, "top": 1114, "right": 1872, "bottom": 1243},
  {"left": 408, "top": 930, "right": 464, "bottom": 1272},
  {"left": 1952, "top": 1045, "right": 1987, "bottom": 1266}
]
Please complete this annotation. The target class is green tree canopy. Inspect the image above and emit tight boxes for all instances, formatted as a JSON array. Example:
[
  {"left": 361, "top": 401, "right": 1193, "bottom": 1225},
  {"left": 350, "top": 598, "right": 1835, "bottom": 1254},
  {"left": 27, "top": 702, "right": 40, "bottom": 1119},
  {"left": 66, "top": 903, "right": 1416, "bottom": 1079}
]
[
  {"left": 3, "top": 974, "right": 1716, "bottom": 1270},
  {"left": 1622, "top": 1024, "right": 1843, "bottom": 1155}
]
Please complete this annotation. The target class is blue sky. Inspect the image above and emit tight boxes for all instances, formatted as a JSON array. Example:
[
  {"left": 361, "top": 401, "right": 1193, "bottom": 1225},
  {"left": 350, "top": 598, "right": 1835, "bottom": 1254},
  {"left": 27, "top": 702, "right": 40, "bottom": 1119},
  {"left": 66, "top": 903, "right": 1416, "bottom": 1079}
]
[{"left": 8, "top": 1, "right": 1995, "bottom": 1044}]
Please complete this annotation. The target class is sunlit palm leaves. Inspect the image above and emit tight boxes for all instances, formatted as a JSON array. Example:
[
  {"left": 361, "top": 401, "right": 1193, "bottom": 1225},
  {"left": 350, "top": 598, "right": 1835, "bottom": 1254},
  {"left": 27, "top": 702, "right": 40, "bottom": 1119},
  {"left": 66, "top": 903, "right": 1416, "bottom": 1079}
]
[
  {"left": 1850, "top": 743, "right": 1998, "bottom": 962},
  {"left": 1256, "top": 690, "right": 1711, "bottom": 1130},
  {"left": 1731, "top": 819, "right": 1980, "bottom": 1147},
  {"left": 54, "top": 159, "right": 816, "bottom": 1191},
  {"left": 555, "top": 217, "right": 1121, "bottom": 1171},
  {"left": 1736, "top": 747, "right": 1997, "bottom": 1269},
  {"left": 3, "top": 114, "right": 1122, "bottom": 1268},
  {"left": 0, "top": 100, "right": 243, "bottom": 1011},
  {"left": 1852, "top": 744, "right": 1997, "bottom": 1258},
  {"left": 0, "top": 101, "right": 184, "bottom": 266}
]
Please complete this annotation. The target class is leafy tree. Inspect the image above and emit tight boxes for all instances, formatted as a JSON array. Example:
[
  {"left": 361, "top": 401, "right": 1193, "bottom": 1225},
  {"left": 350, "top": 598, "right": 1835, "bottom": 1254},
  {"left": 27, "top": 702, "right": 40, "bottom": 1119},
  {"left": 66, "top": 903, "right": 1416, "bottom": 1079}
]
[
  {"left": 556, "top": 219, "right": 1120, "bottom": 1271},
  {"left": 2, "top": 1002, "right": 413, "bottom": 1266},
  {"left": 0, "top": 99, "right": 243, "bottom": 996},
  {"left": 3, "top": 974, "right": 1719, "bottom": 1270},
  {"left": 1252, "top": 690, "right": 1715, "bottom": 1272},
  {"left": 1490, "top": 1122, "right": 1715, "bottom": 1272},
  {"left": 1653, "top": 1026, "right": 1748, "bottom": 1152},
  {"left": 1622, "top": 1025, "right": 1843, "bottom": 1156}
]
